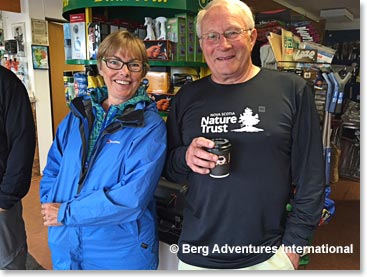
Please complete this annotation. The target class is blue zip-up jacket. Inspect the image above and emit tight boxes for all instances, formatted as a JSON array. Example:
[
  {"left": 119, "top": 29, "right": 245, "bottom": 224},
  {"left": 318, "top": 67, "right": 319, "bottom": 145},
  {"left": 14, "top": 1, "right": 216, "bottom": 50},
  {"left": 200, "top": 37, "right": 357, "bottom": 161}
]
[{"left": 40, "top": 95, "right": 167, "bottom": 270}]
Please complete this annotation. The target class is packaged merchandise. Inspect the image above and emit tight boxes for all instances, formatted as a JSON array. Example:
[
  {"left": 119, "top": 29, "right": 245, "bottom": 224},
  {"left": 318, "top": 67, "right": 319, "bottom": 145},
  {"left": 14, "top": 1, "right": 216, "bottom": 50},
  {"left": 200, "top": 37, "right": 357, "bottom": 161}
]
[
  {"left": 70, "top": 13, "right": 87, "bottom": 59},
  {"left": 63, "top": 23, "right": 72, "bottom": 60},
  {"left": 144, "top": 71, "right": 171, "bottom": 93},
  {"left": 167, "top": 17, "right": 186, "bottom": 61},
  {"left": 87, "top": 22, "right": 110, "bottom": 60},
  {"left": 144, "top": 40, "right": 173, "bottom": 60}
]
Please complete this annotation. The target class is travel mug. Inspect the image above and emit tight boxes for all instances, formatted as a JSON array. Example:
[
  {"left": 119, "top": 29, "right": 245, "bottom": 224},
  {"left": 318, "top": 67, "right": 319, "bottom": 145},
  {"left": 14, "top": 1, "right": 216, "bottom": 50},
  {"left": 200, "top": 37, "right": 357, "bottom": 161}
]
[{"left": 206, "top": 138, "right": 231, "bottom": 178}]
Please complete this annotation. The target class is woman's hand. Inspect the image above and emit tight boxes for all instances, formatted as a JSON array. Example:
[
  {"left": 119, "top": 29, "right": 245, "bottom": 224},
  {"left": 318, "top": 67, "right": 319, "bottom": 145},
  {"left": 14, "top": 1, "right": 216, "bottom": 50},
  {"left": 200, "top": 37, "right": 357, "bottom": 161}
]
[{"left": 41, "top": 203, "right": 63, "bottom": 227}]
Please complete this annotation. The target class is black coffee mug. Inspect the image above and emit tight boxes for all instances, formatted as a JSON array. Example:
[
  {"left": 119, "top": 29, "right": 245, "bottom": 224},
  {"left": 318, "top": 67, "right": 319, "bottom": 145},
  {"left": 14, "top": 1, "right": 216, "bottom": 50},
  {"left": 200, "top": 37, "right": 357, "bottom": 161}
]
[{"left": 206, "top": 138, "right": 231, "bottom": 178}]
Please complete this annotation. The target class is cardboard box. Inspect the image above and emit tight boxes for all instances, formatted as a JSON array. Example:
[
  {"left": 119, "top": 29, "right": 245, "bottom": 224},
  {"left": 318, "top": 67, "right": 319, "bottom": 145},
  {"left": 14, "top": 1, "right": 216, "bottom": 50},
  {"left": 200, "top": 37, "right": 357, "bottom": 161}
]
[
  {"left": 110, "top": 25, "right": 119, "bottom": 33},
  {"left": 145, "top": 71, "right": 171, "bottom": 93},
  {"left": 144, "top": 40, "right": 172, "bottom": 60},
  {"left": 175, "top": 13, "right": 195, "bottom": 62},
  {"left": 194, "top": 34, "right": 203, "bottom": 62},
  {"left": 70, "top": 13, "right": 87, "bottom": 60},
  {"left": 167, "top": 17, "right": 186, "bottom": 61}
]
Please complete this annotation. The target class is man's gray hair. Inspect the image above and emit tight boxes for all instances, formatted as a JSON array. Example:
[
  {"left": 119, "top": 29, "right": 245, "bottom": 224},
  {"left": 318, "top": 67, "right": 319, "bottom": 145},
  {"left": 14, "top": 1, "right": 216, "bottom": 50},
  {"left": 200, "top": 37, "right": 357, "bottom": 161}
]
[{"left": 196, "top": 0, "right": 255, "bottom": 38}]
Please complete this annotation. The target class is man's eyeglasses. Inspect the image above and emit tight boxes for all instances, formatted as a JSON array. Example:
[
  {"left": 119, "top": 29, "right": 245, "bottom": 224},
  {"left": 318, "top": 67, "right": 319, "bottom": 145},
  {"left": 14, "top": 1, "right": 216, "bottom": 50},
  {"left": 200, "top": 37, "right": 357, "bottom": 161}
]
[
  {"left": 102, "top": 58, "right": 144, "bottom": 72},
  {"left": 200, "top": 28, "right": 252, "bottom": 44}
]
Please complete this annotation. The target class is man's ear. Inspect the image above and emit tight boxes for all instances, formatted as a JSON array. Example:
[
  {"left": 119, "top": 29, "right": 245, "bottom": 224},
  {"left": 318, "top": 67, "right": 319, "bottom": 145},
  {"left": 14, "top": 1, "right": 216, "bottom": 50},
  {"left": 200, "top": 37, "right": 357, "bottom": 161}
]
[{"left": 249, "top": 28, "right": 257, "bottom": 49}]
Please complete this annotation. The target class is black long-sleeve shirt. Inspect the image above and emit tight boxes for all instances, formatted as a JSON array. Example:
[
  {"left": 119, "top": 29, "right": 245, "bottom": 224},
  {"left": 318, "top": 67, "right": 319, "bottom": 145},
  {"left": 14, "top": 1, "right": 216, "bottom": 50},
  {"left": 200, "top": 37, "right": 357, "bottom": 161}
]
[
  {"left": 0, "top": 66, "right": 35, "bottom": 210},
  {"left": 164, "top": 69, "right": 325, "bottom": 268}
]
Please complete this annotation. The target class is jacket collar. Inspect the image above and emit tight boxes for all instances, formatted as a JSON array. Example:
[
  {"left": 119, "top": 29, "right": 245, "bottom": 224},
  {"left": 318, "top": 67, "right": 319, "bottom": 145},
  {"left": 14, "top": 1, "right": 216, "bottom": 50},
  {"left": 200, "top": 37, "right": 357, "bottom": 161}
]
[{"left": 70, "top": 95, "right": 145, "bottom": 128}]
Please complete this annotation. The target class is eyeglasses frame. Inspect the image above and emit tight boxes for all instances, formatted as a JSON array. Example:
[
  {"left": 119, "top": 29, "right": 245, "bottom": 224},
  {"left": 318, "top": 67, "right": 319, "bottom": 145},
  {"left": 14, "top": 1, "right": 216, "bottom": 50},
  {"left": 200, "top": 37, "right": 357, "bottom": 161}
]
[
  {"left": 199, "top": 28, "right": 253, "bottom": 43},
  {"left": 101, "top": 58, "right": 145, "bottom": 72}
]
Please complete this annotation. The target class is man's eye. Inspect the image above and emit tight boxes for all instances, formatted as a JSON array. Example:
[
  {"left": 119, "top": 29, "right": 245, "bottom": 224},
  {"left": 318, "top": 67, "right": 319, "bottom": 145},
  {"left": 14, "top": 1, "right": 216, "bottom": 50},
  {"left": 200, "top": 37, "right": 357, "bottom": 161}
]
[
  {"left": 225, "top": 30, "right": 239, "bottom": 38},
  {"left": 207, "top": 33, "right": 218, "bottom": 40}
]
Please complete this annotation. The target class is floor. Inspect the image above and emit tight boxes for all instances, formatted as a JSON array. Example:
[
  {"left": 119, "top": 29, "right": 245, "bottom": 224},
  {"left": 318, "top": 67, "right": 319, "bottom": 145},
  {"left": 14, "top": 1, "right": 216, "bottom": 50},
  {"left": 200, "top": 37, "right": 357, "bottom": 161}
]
[
  {"left": 22, "top": 176, "right": 360, "bottom": 270},
  {"left": 301, "top": 178, "right": 360, "bottom": 270}
]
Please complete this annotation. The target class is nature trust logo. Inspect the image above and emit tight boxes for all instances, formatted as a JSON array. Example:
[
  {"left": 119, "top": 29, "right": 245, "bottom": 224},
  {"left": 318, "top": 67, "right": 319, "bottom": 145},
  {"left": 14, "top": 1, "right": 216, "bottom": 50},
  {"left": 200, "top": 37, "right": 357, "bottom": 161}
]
[
  {"left": 200, "top": 107, "right": 264, "bottom": 134},
  {"left": 231, "top": 108, "right": 264, "bottom": 133}
]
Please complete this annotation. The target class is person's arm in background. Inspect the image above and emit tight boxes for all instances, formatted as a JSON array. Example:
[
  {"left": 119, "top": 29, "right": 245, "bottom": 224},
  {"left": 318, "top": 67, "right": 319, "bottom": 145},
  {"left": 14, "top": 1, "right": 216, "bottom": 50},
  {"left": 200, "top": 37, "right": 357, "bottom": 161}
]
[
  {"left": 283, "top": 83, "right": 325, "bottom": 268},
  {"left": 0, "top": 74, "right": 35, "bottom": 211}
]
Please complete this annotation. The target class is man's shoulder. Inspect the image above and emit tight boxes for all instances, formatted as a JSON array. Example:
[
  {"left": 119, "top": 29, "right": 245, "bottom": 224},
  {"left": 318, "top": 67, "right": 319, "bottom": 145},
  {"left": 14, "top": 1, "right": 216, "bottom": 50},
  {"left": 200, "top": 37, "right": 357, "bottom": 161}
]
[
  {"left": 175, "top": 76, "right": 210, "bottom": 98},
  {"left": 260, "top": 68, "right": 307, "bottom": 84},
  {"left": 0, "top": 65, "right": 17, "bottom": 80}
]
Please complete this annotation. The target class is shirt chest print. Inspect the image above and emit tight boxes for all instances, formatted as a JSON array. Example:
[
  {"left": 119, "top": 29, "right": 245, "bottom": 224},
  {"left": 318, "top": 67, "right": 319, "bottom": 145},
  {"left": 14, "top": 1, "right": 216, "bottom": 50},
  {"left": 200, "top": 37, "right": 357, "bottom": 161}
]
[
  {"left": 232, "top": 108, "right": 264, "bottom": 132},
  {"left": 200, "top": 107, "right": 264, "bottom": 134}
]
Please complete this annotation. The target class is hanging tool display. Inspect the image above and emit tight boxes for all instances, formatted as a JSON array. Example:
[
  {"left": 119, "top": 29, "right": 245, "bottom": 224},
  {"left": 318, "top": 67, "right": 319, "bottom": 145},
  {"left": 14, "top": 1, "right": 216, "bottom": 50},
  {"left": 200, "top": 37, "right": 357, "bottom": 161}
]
[
  {"left": 319, "top": 67, "right": 352, "bottom": 225},
  {"left": 331, "top": 71, "right": 353, "bottom": 114},
  {"left": 319, "top": 70, "right": 335, "bottom": 226}
]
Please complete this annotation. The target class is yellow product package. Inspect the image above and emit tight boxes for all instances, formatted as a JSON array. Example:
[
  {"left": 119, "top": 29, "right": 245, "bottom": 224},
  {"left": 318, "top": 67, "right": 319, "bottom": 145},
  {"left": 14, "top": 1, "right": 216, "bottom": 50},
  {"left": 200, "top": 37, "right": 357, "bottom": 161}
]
[{"left": 281, "top": 28, "right": 294, "bottom": 68}]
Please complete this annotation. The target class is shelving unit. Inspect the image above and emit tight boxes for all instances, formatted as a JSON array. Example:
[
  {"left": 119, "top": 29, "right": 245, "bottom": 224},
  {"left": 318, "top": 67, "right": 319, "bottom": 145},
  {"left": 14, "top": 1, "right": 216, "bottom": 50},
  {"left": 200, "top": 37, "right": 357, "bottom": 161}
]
[
  {"left": 62, "top": 0, "right": 202, "bottom": 21},
  {"left": 62, "top": 0, "right": 207, "bottom": 68}
]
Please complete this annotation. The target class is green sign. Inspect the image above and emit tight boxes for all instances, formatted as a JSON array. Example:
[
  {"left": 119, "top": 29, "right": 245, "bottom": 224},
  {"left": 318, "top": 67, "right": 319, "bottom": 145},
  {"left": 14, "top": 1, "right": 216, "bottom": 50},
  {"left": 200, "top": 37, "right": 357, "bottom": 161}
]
[{"left": 63, "top": 0, "right": 203, "bottom": 14}]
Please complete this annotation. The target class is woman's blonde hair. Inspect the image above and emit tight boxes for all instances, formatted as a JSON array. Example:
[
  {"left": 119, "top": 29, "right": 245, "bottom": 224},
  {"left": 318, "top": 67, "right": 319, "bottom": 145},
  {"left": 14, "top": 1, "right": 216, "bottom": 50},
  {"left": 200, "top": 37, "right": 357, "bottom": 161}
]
[{"left": 97, "top": 30, "right": 150, "bottom": 76}]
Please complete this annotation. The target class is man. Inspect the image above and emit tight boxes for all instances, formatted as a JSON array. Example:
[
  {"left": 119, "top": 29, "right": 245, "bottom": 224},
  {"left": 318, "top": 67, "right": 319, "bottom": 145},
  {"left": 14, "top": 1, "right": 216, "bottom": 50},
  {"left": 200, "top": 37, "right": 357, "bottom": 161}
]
[
  {"left": 164, "top": 0, "right": 325, "bottom": 270},
  {"left": 0, "top": 65, "right": 36, "bottom": 269}
]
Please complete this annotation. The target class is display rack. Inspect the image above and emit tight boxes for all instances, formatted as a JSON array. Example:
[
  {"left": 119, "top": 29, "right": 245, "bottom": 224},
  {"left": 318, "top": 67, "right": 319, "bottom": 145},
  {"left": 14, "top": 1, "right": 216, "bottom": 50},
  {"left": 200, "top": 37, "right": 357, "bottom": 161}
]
[{"left": 62, "top": 0, "right": 206, "bottom": 68}]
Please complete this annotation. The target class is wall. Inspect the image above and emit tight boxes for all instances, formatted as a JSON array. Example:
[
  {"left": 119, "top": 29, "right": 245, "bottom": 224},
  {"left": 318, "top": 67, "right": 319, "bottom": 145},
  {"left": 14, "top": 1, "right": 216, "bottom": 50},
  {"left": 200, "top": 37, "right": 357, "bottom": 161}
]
[{"left": 2, "top": 0, "right": 64, "bottom": 173}]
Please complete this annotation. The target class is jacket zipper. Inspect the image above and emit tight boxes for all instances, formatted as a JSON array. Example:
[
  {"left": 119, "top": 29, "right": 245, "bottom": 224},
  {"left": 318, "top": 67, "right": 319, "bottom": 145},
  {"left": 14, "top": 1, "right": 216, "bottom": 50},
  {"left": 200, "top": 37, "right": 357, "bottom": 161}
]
[{"left": 77, "top": 119, "right": 122, "bottom": 193}]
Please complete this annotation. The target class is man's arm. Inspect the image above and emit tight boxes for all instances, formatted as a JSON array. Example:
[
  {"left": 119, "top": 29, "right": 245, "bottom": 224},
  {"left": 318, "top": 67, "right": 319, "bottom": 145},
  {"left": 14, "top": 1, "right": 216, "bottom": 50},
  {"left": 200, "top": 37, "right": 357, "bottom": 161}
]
[
  {"left": 0, "top": 77, "right": 36, "bottom": 210},
  {"left": 283, "top": 83, "right": 325, "bottom": 249}
]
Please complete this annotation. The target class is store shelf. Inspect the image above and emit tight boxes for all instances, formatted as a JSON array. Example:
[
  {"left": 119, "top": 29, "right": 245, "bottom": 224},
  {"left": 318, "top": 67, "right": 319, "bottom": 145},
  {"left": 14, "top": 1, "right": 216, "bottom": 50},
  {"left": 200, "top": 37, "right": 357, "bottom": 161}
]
[
  {"left": 149, "top": 60, "right": 206, "bottom": 67},
  {"left": 62, "top": 0, "right": 202, "bottom": 21},
  {"left": 66, "top": 59, "right": 207, "bottom": 68},
  {"left": 65, "top": 59, "right": 98, "bottom": 66}
]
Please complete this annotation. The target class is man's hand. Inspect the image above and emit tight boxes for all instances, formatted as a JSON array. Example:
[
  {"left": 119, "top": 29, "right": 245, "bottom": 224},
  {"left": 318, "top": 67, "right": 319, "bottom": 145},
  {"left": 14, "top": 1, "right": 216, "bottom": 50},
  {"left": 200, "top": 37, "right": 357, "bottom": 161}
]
[
  {"left": 0, "top": 208, "right": 6, "bottom": 212},
  {"left": 283, "top": 246, "right": 300, "bottom": 269},
  {"left": 41, "top": 203, "right": 63, "bottom": 227},
  {"left": 185, "top": 137, "right": 218, "bottom": 175}
]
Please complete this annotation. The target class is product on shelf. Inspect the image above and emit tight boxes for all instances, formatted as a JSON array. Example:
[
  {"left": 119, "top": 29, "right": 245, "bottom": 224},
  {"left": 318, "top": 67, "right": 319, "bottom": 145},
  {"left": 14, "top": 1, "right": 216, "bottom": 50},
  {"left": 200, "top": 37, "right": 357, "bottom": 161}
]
[
  {"left": 145, "top": 71, "right": 171, "bottom": 94},
  {"left": 63, "top": 24, "right": 72, "bottom": 60},
  {"left": 70, "top": 13, "right": 86, "bottom": 60},
  {"left": 175, "top": 13, "right": 195, "bottom": 62},
  {"left": 155, "top": 17, "right": 168, "bottom": 40},
  {"left": 144, "top": 40, "right": 173, "bottom": 60},
  {"left": 167, "top": 17, "right": 186, "bottom": 61},
  {"left": 87, "top": 22, "right": 110, "bottom": 60}
]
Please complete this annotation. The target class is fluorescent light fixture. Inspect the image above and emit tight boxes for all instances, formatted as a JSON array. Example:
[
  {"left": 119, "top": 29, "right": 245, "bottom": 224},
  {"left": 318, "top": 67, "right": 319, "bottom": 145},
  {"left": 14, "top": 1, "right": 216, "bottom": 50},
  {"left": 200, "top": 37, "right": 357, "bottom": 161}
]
[{"left": 320, "top": 8, "right": 354, "bottom": 21}]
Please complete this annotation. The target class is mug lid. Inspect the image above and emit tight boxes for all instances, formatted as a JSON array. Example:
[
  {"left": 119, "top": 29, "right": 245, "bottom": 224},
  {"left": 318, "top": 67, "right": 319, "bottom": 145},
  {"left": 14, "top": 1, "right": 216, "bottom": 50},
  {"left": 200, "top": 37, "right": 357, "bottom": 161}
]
[{"left": 211, "top": 138, "right": 231, "bottom": 150}]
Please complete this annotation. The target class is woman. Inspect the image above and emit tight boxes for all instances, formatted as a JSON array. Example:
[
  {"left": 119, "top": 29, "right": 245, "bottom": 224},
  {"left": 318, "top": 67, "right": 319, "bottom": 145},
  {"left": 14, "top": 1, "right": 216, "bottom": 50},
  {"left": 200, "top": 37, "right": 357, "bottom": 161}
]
[{"left": 40, "top": 31, "right": 167, "bottom": 270}]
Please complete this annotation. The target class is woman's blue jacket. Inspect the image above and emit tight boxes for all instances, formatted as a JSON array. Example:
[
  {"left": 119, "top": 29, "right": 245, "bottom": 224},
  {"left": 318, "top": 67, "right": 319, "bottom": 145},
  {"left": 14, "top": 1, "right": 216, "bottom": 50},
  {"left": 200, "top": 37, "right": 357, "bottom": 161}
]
[{"left": 40, "top": 95, "right": 167, "bottom": 269}]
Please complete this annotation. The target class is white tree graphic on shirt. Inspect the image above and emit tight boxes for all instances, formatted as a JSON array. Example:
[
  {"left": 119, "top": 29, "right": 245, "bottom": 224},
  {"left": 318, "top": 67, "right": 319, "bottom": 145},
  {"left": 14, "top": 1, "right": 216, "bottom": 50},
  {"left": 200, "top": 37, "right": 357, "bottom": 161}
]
[{"left": 232, "top": 108, "right": 264, "bottom": 132}]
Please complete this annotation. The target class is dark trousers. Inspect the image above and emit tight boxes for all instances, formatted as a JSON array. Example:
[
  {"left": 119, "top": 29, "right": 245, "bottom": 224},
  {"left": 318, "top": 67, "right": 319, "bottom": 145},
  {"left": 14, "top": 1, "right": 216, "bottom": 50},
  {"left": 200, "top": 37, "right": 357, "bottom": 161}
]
[{"left": 0, "top": 202, "right": 28, "bottom": 270}]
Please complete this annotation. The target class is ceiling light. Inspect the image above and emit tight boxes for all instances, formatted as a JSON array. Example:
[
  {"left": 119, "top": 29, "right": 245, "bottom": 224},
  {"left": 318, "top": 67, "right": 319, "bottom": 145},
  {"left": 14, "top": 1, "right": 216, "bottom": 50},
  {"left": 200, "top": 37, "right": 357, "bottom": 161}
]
[{"left": 320, "top": 8, "right": 354, "bottom": 21}]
